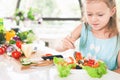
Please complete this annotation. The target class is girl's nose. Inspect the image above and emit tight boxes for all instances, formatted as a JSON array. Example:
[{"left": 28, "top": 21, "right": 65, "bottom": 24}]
[{"left": 92, "top": 16, "right": 98, "bottom": 22}]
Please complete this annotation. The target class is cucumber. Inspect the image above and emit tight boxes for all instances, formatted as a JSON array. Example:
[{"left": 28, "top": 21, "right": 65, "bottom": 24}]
[{"left": 20, "top": 58, "right": 32, "bottom": 66}]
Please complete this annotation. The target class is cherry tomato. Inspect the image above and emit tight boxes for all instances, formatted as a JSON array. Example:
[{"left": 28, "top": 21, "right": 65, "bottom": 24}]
[
  {"left": 0, "top": 47, "right": 4, "bottom": 55},
  {"left": 1, "top": 46, "right": 7, "bottom": 53},
  {"left": 16, "top": 40, "right": 22, "bottom": 49},
  {"left": 12, "top": 50, "right": 21, "bottom": 59}
]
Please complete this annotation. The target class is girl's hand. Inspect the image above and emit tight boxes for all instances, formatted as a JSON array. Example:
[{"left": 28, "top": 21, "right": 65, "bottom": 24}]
[
  {"left": 62, "top": 34, "right": 75, "bottom": 50},
  {"left": 55, "top": 24, "right": 82, "bottom": 52},
  {"left": 55, "top": 34, "right": 75, "bottom": 52}
]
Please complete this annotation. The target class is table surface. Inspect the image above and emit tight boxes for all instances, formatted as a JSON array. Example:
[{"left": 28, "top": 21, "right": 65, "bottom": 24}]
[{"left": 0, "top": 47, "right": 120, "bottom": 80}]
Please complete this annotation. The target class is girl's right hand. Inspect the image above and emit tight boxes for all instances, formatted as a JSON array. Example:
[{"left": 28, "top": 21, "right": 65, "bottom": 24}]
[
  {"left": 62, "top": 35, "right": 75, "bottom": 50},
  {"left": 55, "top": 34, "right": 75, "bottom": 52},
  {"left": 55, "top": 35, "right": 75, "bottom": 52},
  {"left": 55, "top": 24, "right": 82, "bottom": 52}
]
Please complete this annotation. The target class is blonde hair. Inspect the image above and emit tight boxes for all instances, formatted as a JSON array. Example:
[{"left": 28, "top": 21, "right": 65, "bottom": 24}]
[{"left": 82, "top": 0, "right": 118, "bottom": 37}]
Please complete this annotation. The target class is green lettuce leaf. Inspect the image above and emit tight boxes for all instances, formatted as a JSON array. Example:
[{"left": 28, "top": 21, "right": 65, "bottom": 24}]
[
  {"left": 83, "top": 61, "right": 107, "bottom": 78},
  {"left": 53, "top": 57, "right": 76, "bottom": 78}
]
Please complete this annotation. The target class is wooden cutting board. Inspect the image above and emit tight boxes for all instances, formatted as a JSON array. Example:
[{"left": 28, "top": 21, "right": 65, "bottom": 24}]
[{"left": 4, "top": 54, "right": 53, "bottom": 70}]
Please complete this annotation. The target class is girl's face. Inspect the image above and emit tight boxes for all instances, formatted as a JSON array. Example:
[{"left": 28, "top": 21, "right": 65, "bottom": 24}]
[{"left": 85, "top": 1, "right": 115, "bottom": 31}]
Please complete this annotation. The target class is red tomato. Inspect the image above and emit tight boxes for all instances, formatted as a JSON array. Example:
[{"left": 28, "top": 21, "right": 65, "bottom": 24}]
[
  {"left": 45, "top": 53, "right": 53, "bottom": 56},
  {"left": 75, "top": 52, "right": 82, "bottom": 62},
  {"left": 16, "top": 40, "right": 22, "bottom": 49},
  {"left": 87, "top": 59, "right": 95, "bottom": 67},
  {"left": 0, "top": 48, "right": 4, "bottom": 55},
  {"left": 1, "top": 46, "right": 7, "bottom": 53},
  {"left": 89, "top": 59, "right": 95, "bottom": 64},
  {"left": 12, "top": 50, "right": 21, "bottom": 59}
]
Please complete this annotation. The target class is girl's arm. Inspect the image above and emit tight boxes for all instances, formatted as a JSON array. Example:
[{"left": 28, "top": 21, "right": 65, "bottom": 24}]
[
  {"left": 55, "top": 24, "right": 82, "bottom": 52},
  {"left": 114, "top": 51, "right": 120, "bottom": 73}
]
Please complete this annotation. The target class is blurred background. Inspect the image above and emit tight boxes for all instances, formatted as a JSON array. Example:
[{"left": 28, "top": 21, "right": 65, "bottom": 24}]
[
  {"left": 0, "top": 0, "right": 120, "bottom": 49},
  {"left": 0, "top": 0, "right": 83, "bottom": 48}
]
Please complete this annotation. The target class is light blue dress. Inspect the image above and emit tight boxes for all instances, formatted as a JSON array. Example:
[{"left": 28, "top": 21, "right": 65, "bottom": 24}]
[{"left": 79, "top": 23, "right": 120, "bottom": 70}]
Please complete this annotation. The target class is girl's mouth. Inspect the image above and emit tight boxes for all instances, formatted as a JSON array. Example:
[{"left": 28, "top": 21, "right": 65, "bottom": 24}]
[{"left": 92, "top": 24, "right": 99, "bottom": 27}]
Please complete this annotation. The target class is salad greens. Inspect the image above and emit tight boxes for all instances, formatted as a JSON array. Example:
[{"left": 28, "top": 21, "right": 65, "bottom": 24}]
[
  {"left": 17, "top": 30, "right": 36, "bottom": 43},
  {"left": 53, "top": 57, "right": 107, "bottom": 78},
  {"left": 83, "top": 61, "right": 107, "bottom": 78},
  {"left": 53, "top": 57, "right": 76, "bottom": 78}
]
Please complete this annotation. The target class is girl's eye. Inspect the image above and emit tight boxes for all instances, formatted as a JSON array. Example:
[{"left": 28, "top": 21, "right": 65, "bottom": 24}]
[
  {"left": 87, "top": 14, "right": 92, "bottom": 16},
  {"left": 98, "top": 14, "right": 103, "bottom": 16}
]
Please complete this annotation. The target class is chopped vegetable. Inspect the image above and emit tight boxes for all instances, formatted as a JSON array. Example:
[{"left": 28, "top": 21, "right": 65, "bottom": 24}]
[
  {"left": 53, "top": 57, "right": 76, "bottom": 78},
  {"left": 20, "top": 58, "right": 32, "bottom": 66},
  {"left": 83, "top": 61, "right": 107, "bottom": 78}
]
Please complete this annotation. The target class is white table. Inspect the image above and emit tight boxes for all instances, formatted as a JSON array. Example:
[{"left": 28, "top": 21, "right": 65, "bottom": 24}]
[
  {"left": 0, "top": 48, "right": 120, "bottom": 80},
  {"left": 49, "top": 66, "right": 120, "bottom": 80},
  {"left": 0, "top": 63, "right": 120, "bottom": 80}
]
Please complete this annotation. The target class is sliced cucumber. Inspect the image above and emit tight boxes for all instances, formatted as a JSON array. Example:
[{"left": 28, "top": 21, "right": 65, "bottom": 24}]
[{"left": 20, "top": 58, "right": 32, "bottom": 66}]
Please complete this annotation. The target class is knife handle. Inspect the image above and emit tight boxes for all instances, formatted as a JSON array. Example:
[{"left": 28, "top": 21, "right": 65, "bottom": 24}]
[{"left": 42, "top": 55, "right": 63, "bottom": 60}]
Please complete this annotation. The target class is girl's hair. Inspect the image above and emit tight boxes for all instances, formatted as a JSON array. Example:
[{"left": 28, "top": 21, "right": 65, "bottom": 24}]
[{"left": 82, "top": 0, "right": 118, "bottom": 37}]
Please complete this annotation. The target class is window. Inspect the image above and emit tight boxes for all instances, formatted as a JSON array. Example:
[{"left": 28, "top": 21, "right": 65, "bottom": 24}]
[
  {"left": 1, "top": 0, "right": 82, "bottom": 48},
  {"left": 0, "top": 0, "right": 17, "bottom": 17},
  {"left": 19, "top": 0, "right": 81, "bottom": 28}
]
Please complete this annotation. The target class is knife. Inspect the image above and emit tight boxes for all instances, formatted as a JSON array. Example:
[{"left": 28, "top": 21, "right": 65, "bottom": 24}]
[{"left": 42, "top": 55, "right": 63, "bottom": 60}]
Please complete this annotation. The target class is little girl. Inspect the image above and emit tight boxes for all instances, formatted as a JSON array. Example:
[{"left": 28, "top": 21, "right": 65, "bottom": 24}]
[{"left": 55, "top": 0, "right": 120, "bottom": 73}]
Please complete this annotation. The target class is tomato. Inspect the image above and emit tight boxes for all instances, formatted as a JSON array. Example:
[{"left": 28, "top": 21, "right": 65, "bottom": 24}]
[
  {"left": 45, "top": 53, "right": 53, "bottom": 56},
  {"left": 74, "top": 52, "right": 82, "bottom": 62},
  {"left": 88, "top": 59, "right": 95, "bottom": 64},
  {"left": 0, "top": 47, "right": 4, "bottom": 55},
  {"left": 16, "top": 40, "right": 22, "bottom": 49},
  {"left": 1, "top": 46, "right": 7, "bottom": 53},
  {"left": 87, "top": 59, "right": 95, "bottom": 67},
  {"left": 12, "top": 50, "right": 21, "bottom": 59},
  {"left": 92, "top": 62, "right": 99, "bottom": 68}
]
